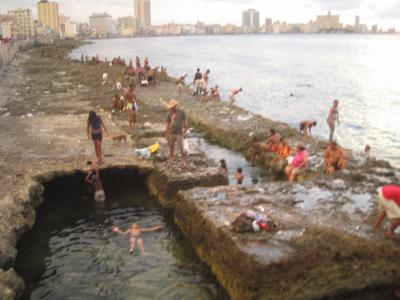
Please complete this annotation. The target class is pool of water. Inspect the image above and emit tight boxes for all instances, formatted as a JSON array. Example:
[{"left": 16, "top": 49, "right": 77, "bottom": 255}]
[
  {"left": 190, "top": 136, "right": 267, "bottom": 186},
  {"left": 15, "top": 178, "right": 225, "bottom": 299}
]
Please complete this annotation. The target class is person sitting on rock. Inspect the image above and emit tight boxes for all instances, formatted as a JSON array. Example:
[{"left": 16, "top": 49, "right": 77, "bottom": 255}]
[
  {"left": 285, "top": 142, "right": 308, "bottom": 182},
  {"left": 219, "top": 159, "right": 228, "bottom": 178},
  {"left": 251, "top": 137, "right": 263, "bottom": 167},
  {"left": 261, "top": 129, "right": 281, "bottom": 152},
  {"left": 272, "top": 137, "right": 292, "bottom": 179},
  {"left": 374, "top": 185, "right": 400, "bottom": 240},
  {"left": 112, "top": 94, "right": 119, "bottom": 112},
  {"left": 299, "top": 120, "right": 317, "bottom": 137},
  {"left": 324, "top": 141, "right": 348, "bottom": 174}
]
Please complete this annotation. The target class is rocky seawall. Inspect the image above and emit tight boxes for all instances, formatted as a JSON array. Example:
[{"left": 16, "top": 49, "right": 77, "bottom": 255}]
[{"left": 0, "top": 41, "right": 399, "bottom": 299}]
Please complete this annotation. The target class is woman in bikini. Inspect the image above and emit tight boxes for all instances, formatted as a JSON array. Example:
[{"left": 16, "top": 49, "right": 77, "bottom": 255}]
[
  {"left": 87, "top": 111, "right": 108, "bottom": 163},
  {"left": 113, "top": 223, "right": 163, "bottom": 254}
]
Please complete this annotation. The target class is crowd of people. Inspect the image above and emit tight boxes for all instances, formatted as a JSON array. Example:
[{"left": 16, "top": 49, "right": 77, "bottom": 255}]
[{"left": 83, "top": 57, "right": 399, "bottom": 240}]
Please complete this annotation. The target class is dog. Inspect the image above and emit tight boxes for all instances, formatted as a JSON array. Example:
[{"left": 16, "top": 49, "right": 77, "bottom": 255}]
[{"left": 111, "top": 134, "right": 127, "bottom": 143}]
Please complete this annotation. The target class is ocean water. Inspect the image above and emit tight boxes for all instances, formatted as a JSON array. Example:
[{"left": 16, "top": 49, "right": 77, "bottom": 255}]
[{"left": 71, "top": 35, "right": 400, "bottom": 167}]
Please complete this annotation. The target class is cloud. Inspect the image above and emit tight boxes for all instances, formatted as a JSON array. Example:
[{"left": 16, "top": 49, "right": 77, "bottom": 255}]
[
  {"left": 310, "top": 0, "right": 364, "bottom": 10},
  {"left": 375, "top": 2, "right": 400, "bottom": 19}
]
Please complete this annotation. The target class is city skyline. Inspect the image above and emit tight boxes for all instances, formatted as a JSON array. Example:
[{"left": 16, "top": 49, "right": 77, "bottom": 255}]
[{"left": 0, "top": 0, "right": 400, "bottom": 30}]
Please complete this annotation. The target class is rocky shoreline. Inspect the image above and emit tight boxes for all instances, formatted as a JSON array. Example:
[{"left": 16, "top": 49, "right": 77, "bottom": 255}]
[{"left": 0, "top": 41, "right": 399, "bottom": 299}]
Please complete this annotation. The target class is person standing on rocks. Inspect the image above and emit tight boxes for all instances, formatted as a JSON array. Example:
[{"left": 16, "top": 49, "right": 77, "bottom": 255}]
[
  {"left": 327, "top": 99, "right": 340, "bottom": 141},
  {"left": 193, "top": 68, "right": 203, "bottom": 96},
  {"left": 374, "top": 185, "right": 400, "bottom": 239},
  {"left": 87, "top": 111, "right": 109, "bottom": 163},
  {"left": 166, "top": 99, "right": 188, "bottom": 168},
  {"left": 124, "top": 84, "right": 137, "bottom": 130}
]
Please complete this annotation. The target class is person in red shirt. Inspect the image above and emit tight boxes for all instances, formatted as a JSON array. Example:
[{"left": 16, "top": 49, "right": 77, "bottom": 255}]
[{"left": 374, "top": 185, "right": 400, "bottom": 239}]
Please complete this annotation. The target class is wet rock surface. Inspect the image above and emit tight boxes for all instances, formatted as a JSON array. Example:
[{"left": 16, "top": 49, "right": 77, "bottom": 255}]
[{"left": 176, "top": 185, "right": 400, "bottom": 300}]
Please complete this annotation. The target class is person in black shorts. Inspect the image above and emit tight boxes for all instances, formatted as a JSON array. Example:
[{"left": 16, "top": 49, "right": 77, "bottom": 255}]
[{"left": 87, "top": 111, "right": 109, "bottom": 163}]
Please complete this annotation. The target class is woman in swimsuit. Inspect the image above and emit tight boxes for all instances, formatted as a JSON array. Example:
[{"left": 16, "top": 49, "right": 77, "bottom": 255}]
[
  {"left": 113, "top": 223, "right": 163, "bottom": 254},
  {"left": 327, "top": 99, "right": 340, "bottom": 141},
  {"left": 87, "top": 111, "right": 108, "bottom": 163}
]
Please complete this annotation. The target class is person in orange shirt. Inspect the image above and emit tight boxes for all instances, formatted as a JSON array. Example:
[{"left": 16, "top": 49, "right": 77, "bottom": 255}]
[{"left": 273, "top": 137, "right": 292, "bottom": 179}]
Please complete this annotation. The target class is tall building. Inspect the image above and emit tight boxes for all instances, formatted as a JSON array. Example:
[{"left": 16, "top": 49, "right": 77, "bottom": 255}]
[
  {"left": 0, "top": 15, "right": 17, "bottom": 39},
  {"left": 7, "top": 9, "right": 34, "bottom": 40},
  {"left": 89, "top": 13, "right": 113, "bottom": 38},
  {"left": 316, "top": 11, "right": 341, "bottom": 31},
  {"left": 134, "top": 0, "right": 151, "bottom": 30},
  {"left": 37, "top": 0, "right": 60, "bottom": 35},
  {"left": 242, "top": 9, "right": 260, "bottom": 28}
]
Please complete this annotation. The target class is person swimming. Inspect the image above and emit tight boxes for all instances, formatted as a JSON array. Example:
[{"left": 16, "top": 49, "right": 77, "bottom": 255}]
[{"left": 113, "top": 223, "right": 163, "bottom": 254}]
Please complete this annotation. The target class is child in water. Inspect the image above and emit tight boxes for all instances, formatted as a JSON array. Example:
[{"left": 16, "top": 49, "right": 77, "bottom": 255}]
[
  {"left": 236, "top": 167, "right": 244, "bottom": 185},
  {"left": 113, "top": 223, "right": 163, "bottom": 254}
]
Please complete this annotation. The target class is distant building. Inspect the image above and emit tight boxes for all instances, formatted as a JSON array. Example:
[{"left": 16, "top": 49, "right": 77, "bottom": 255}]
[
  {"left": 272, "top": 21, "right": 287, "bottom": 33},
  {"left": 64, "top": 21, "right": 77, "bottom": 38},
  {"left": 117, "top": 16, "right": 138, "bottom": 36},
  {"left": 388, "top": 28, "right": 396, "bottom": 34},
  {"left": 7, "top": 9, "right": 34, "bottom": 40},
  {"left": 223, "top": 23, "right": 237, "bottom": 34},
  {"left": 134, "top": 0, "right": 151, "bottom": 31},
  {"left": 371, "top": 25, "right": 378, "bottom": 34},
  {"left": 77, "top": 23, "right": 90, "bottom": 37},
  {"left": 242, "top": 9, "right": 260, "bottom": 31},
  {"left": 89, "top": 13, "right": 113, "bottom": 38},
  {"left": 0, "top": 15, "right": 17, "bottom": 39},
  {"left": 37, "top": 0, "right": 60, "bottom": 36},
  {"left": 316, "top": 11, "right": 341, "bottom": 32}
]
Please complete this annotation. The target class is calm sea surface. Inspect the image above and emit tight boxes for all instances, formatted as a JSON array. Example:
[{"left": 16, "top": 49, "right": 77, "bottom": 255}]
[{"left": 71, "top": 35, "right": 400, "bottom": 167}]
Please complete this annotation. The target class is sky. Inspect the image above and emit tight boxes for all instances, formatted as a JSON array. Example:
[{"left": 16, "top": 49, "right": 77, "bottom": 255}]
[{"left": 1, "top": 0, "right": 400, "bottom": 30}]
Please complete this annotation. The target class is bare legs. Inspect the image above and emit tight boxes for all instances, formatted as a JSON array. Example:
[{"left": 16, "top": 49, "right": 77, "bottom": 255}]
[
  {"left": 93, "top": 140, "right": 102, "bottom": 163},
  {"left": 129, "top": 110, "right": 136, "bottom": 129},
  {"left": 129, "top": 237, "right": 147, "bottom": 255},
  {"left": 374, "top": 210, "right": 400, "bottom": 239},
  {"left": 328, "top": 121, "right": 335, "bottom": 142},
  {"left": 285, "top": 165, "right": 301, "bottom": 182},
  {"left": 168, "top": 135, "right": 186, "bottom": 167}
]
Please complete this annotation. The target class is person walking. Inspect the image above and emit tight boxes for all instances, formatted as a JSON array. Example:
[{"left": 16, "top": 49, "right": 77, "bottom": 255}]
[
  {"left": 87, "top": 111, "right": 109, "bottom": 163},
  {"left": 166, "top": 99, "right": 188, "bottom": 168}
]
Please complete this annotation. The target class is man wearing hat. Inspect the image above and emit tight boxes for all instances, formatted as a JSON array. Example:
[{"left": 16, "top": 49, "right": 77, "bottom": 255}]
[{"left": 166, "top": 99, "right": 188, "bottom": 167}]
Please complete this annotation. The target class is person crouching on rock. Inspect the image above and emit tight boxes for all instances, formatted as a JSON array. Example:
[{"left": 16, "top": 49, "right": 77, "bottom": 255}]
[
  {"left": 87, "top": 111, "right": 109, "bottom": 163},
  {"left": 374, "top": 185, "right": 400, "bottom": 240},
  {"left": 85, "top": 165, "right": 106, "bottom": 202},
  {"left": 299, "top": 120, "right": 317, "bottom": 137},
  {"left": 166, "top": 99, "right": 188, "bottom": 169}
]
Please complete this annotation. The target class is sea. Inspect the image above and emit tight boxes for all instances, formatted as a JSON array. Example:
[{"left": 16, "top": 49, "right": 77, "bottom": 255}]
[{"left": 70, "top": 34, "right": 400, "bottom": 167}]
